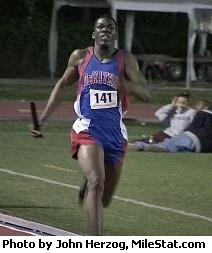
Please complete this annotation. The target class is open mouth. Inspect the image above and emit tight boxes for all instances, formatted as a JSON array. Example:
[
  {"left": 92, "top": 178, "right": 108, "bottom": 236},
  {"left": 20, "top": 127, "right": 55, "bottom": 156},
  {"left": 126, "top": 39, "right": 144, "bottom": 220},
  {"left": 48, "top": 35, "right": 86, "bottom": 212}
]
[{"left": 101, "top": 34, "right": 111, "bottom": 40}]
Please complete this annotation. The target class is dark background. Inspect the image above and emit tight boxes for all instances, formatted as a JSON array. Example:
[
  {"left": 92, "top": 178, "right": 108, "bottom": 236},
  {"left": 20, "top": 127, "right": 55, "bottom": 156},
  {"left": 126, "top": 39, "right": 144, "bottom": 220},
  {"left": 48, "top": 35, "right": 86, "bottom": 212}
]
[{"left": 1, "top": 0, "right": 211, "bottom": 78}]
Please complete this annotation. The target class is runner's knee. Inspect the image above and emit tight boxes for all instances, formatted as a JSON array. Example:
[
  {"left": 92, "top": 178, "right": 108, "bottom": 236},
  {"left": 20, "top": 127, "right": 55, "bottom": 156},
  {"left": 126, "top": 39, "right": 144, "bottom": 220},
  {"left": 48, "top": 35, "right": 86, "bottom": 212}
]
[{"left": 87, "top": 176, "right": 104, "bottom": 192}]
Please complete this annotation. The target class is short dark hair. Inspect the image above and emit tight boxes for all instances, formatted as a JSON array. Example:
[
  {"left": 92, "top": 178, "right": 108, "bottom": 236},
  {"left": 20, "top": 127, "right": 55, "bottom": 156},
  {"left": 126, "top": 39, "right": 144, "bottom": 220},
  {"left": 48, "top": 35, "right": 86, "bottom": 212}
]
[
  {"left": 178, "top": 92, "right": 190, "bottom": 99},
  {"left": 94, "top": 15, "right": 118, "bottom": 30}
]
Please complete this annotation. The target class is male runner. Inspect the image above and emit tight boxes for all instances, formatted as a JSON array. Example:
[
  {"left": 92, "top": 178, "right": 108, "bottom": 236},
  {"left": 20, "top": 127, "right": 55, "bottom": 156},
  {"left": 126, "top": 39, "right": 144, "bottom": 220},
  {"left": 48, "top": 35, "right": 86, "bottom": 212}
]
[{"left": 32, "top": 15, "right": 150, "bottom": 235}]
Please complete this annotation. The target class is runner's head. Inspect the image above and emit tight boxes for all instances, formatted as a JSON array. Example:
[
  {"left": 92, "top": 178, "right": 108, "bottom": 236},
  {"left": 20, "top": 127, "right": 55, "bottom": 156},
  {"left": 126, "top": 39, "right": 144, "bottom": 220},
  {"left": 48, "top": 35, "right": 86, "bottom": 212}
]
[{"left": 92, "top": 15, "right": 118, "bottom": 49}]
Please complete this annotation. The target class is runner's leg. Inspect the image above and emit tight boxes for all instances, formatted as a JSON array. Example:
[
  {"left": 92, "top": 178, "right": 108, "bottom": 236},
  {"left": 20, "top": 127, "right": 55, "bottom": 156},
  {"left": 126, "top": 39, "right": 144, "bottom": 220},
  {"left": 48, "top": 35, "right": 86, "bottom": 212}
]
[
  {"left": 77, "top": 144, "right": 105, "bottom": 235},
  {"left": 102, "top": 163, "right": 122, "bottom": 207}
]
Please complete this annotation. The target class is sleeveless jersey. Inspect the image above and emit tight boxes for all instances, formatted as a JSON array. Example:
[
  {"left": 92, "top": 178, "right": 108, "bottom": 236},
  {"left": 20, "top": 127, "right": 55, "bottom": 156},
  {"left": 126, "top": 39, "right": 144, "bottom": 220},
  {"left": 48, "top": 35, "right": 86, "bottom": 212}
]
[{"left": 72, "top": 47, "right": 128, "bottom": 145}]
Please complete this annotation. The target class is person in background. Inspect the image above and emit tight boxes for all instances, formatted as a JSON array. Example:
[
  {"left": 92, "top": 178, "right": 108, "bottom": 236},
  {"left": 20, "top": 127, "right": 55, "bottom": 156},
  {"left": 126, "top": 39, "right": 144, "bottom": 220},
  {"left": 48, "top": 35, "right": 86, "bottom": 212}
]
[
  {"left": 128, "top": 99, "right": 212, "bottom": 153},
  {"left": 129, "top": 92, "right": 196, "bottom": 147}
]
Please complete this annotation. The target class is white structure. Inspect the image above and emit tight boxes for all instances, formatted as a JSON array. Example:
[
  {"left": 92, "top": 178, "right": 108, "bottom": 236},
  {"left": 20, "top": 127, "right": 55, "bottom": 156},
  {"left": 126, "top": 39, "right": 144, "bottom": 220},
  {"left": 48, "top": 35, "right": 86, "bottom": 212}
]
[
  {"left": 49, "top": 0, "right": 212, "bottom": 88},
  {"left": 48, "top": 0, "right": 109, "bottom": 79}
]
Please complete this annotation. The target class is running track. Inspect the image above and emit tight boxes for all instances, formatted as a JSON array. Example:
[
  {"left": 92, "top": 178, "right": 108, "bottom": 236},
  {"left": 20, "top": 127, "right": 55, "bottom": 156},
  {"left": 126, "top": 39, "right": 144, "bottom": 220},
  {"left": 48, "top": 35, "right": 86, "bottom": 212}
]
[
  {"left": 0, "top": 101, "right": 158, "bottom": 235},
  {"left": 0, "top": 213, "right": 77, "bottom": 236},
  {"left": 0, "top": 101, "right": 159, "bottom": 122}
]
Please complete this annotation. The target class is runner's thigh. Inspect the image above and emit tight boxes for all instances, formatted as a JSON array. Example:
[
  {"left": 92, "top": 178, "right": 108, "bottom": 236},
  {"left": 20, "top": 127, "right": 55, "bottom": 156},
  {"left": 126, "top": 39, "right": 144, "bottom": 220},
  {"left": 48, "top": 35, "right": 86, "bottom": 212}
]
[{"left": 77, "top": 144, "right": 105, "bottom": 185}]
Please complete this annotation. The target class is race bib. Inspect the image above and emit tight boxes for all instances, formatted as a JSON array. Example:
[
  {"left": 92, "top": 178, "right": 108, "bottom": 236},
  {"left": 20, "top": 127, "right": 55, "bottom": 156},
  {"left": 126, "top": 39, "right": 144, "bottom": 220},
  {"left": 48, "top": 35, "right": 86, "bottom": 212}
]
[{"left": 90, "top": 89, "right": 118, "bottom": 109}]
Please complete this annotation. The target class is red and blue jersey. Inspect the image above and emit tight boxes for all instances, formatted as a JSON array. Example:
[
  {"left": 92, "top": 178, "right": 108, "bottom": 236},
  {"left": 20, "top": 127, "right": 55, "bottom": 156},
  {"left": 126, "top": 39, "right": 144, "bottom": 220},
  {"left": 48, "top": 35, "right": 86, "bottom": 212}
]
[{"left": 72, "top": 47, "right": 128, "bottom": 165}]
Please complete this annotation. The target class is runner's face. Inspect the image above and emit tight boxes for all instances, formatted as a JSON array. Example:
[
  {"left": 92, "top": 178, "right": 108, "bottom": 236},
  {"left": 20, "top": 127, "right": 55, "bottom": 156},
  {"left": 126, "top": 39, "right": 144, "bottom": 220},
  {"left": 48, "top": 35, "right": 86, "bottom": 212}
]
[{"left": 93, "top": 18, "right": 117, "bottom": 48}]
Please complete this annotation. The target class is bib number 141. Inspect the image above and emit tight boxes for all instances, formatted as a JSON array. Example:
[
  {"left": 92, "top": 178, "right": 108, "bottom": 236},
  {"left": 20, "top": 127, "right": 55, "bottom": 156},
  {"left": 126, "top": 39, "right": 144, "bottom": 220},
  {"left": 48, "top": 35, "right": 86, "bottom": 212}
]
[{"left": 90, "top": 89, "right": 118, "bottom": 109}]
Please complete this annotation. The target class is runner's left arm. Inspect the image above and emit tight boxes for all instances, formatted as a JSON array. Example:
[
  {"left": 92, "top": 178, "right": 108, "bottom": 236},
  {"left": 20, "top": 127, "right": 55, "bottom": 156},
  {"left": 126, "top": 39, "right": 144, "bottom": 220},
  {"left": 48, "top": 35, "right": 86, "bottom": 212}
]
[{"left": 124, "top": 52, "right": 151, "bottom": 103}]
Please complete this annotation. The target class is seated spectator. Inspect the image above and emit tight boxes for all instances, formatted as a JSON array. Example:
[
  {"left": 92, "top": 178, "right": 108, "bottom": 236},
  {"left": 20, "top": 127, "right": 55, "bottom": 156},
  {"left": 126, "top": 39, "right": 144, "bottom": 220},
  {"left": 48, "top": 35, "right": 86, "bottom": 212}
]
[
  {"left": 128, "top": 99, "right": 212, "bottom": 153},
  {"left": 132, "top": 92, "right": 196, "bottom": 144}
]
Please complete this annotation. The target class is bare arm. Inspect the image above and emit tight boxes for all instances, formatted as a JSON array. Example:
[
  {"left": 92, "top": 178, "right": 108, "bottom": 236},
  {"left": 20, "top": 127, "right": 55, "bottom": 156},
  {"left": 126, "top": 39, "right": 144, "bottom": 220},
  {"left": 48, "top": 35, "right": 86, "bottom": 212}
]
[
  {"left": 155, "top": 104, "right": 175, "bottom": 122},
  {"left": 124, "top": 52, "right": 151, "bottom": 103},
  {"left": 39, "top": 49, "right": 83, "bottom": 126}
]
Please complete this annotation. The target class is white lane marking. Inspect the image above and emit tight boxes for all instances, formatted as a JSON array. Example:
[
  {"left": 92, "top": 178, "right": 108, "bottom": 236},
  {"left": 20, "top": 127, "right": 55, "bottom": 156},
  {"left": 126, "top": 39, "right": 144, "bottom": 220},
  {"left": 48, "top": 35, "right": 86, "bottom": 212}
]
[
  {"left": 0, "top": 213, "right": 77, "bottom": 236},
  {"left": 1, "top": 168, "right": 212, "bottom": 224},
  {"left": 0, "top": 224, "right": 37, "bottom": 236},
  {"left": 113, "top": 196, "right": 212, "bottom": 223},
  {"left": 0, "top": 168, "right": 79, "bottom": 190},
  {"left": 19, "top": 109, "right": 43, "bottom": 113},
  {"left": 43, "top": 164, "right": 75, "bottom": 173}
]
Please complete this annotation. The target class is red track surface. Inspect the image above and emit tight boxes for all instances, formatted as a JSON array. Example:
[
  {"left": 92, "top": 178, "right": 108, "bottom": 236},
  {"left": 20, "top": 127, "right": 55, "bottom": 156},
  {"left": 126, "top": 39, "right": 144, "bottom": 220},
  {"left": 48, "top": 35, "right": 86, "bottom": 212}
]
[
  {"left": 0, "top": 101, "right": 159, "bottom": 122},
  {"left": 0, "top": 225, "right": 34, "bottom": 236},
  {"left": 0, "top": 213, "right": 77, "bottom": 236}
]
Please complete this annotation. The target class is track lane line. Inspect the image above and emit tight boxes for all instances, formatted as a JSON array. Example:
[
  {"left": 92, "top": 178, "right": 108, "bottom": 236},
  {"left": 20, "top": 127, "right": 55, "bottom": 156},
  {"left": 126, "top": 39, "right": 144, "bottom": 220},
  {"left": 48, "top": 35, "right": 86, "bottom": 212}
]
[
  {"left": 43, "top": 164, "right": 75, "bottom": 173},
  {"left": 1, "top": 167, "right": 212, "bottom": 224}
]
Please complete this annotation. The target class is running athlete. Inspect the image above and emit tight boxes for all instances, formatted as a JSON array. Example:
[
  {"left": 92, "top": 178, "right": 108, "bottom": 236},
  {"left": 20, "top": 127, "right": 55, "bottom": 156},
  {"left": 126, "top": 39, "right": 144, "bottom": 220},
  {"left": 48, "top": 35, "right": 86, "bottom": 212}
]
[{"left": 32, "top": 15, "right": 150, "bottom": 235}]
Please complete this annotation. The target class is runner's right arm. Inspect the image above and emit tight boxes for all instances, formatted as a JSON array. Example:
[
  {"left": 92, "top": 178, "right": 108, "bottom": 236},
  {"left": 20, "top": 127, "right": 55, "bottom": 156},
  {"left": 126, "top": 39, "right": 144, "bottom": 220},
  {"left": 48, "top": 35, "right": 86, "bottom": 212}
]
[
  {"left": 31, "top": 50, "right": 84, "bottom": 138},
  {"left": 39, "top": 49, "right": 82, "bottom": 126}
]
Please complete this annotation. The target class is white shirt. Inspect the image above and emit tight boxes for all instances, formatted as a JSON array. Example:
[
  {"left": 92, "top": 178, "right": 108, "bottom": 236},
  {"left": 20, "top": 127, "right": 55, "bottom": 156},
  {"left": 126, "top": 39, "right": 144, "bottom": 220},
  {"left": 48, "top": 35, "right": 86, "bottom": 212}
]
[{"left": 155, "top": 104, "right": 196, "bottom": 137}]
